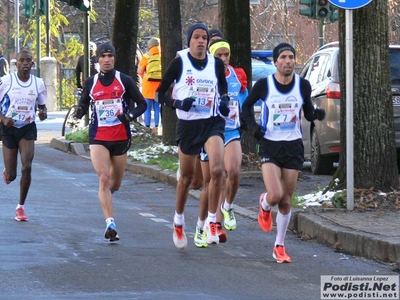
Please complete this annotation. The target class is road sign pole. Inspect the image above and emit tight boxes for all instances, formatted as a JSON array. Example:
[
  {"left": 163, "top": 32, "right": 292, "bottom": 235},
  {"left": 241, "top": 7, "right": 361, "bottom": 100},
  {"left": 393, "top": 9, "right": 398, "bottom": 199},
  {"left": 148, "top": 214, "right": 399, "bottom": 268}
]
[
  {"left": 345, "top": 9, "right": 354, "bottom": 210},
  {"left": 328, "top": 0, "right": 373, "bottom": 210}
]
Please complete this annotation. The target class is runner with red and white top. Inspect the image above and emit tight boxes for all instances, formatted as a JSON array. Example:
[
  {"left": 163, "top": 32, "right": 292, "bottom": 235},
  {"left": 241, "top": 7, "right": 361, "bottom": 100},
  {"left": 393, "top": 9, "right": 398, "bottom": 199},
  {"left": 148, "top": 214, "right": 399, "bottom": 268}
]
[{"left": 75, "top": 43, "right": 146, "bottom": 242}]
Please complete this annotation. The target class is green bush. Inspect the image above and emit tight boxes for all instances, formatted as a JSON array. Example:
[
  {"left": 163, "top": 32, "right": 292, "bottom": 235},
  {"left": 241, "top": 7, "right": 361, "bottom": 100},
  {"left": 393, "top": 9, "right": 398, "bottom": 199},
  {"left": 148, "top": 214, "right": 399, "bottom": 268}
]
[{"left": 65, "top": 127, "right": 89, "bottom": 143}]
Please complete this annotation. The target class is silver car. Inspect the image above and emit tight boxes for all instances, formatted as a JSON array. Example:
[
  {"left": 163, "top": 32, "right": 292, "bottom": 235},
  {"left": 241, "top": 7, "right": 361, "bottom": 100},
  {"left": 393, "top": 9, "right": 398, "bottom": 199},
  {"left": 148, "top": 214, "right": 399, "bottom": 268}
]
[{"left": 299, "top": 42, "right": 400, "bottom": 175}]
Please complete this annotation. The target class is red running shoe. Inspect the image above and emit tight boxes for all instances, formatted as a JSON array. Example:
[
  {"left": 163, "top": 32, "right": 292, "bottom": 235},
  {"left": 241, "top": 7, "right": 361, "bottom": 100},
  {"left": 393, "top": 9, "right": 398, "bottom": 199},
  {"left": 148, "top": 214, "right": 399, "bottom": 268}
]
[
  {"left": 217, "top": 223, "right": 227, "bottom": 243},
  {"left": 258, "top": 193, "right": 272, "bottom": 232},
  {"left": 273, "top": 245, "right": 292, "bottom": 263},
  {"left": 15, "top": 207, "right": 28, "bottom": 221},
  {"left": 173, "top": 224, "right": 187, "bottom": 249}
]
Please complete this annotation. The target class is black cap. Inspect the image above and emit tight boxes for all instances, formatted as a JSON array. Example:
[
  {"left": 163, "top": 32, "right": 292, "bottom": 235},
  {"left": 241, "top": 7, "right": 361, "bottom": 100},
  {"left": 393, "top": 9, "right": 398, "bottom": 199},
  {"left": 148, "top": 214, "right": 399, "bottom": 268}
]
[
  {"left": 187, "top": 22, "right": 209, "bottom": 47},
  {"left": 96, "top": 43, "right": 116, "bottom": 61},
  {"left": 209, "top": 28, "right": 224, "bottom": 39},
  {"left": 273, "top": 43, "right": 296, "bottom": 63}
]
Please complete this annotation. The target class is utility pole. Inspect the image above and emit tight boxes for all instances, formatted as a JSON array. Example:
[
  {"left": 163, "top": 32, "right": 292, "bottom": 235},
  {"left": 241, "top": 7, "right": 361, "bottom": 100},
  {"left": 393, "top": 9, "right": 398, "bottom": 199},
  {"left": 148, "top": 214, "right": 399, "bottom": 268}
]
[
  {"left": 46, "top": 0, "right": 50, "bottom": 56},
  {"left": 15, "top": 0, "right": 20, "bottom": 54},
  {"left": 36, "top": 0, "right": 41, "bottom": 77}
]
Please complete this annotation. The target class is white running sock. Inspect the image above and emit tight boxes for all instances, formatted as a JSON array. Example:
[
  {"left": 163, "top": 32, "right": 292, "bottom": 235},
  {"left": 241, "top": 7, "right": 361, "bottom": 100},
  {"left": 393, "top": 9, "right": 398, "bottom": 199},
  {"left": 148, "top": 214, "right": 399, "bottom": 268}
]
[
  {"left": 261, "top": 193, "right": 271, "bottom": 211},
  {"left": 275, "top": 210, "right": 292, "bottom": 246},
  {"left": 105, "top": 217, "right": 114, "bottom": 225},
  {"left": 223, "top": 200, "right": 233, "bottom": 211},
  {"left": 174, "top": 212, "right": 184, "bottom": 226},
  {"left": 197, "top": 218, "right": 205, "bottom": 229},
  {"left": 16, "top": 204, "right": 24, "bottom": 210},
  {"left": 207, "top": 211, "right": 217, "bottom": 223}
]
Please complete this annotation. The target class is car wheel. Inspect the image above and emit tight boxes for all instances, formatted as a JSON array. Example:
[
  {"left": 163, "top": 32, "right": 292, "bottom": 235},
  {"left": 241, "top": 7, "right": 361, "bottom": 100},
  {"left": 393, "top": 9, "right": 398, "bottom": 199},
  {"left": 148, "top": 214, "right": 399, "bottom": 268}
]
[{"left": 310, "top": 128, "right": 334, "bottom": 175}]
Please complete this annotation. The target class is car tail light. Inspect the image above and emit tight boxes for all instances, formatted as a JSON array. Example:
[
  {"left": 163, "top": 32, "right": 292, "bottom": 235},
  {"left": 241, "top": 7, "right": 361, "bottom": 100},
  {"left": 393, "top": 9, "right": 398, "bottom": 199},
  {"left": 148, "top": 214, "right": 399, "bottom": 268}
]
[
  {"left": 326, "top": 82, "right": 341, "bottom": 99},
  {"left": 330, "top": 146, "right": 341, "bottom": 152}
]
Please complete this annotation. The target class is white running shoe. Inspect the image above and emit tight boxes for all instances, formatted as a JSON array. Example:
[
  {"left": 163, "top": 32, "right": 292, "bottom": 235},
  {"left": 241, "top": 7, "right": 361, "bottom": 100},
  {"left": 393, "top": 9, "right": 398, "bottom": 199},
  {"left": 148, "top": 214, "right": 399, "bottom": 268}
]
[{"left": 203, "top": 221, "right": 219, "bottom": 244}]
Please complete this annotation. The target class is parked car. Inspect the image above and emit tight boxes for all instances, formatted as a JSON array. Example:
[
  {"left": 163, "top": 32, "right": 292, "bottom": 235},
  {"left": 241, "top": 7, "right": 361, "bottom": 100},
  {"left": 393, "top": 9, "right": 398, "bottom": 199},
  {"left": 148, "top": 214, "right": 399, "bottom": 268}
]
[
  {"left": 251, "top": 51, "right": 276, "bottom": 112},
  {"left": 299, "top": 42, "right": 400, "bottom": 175},
  {"left": 251, "top": 58, "right": 276, "bottom": 86}
]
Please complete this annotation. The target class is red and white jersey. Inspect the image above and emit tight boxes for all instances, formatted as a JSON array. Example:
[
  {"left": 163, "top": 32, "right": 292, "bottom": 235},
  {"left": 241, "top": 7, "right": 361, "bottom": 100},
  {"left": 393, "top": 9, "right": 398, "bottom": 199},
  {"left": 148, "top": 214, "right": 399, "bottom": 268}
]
[{"left": 89, "top": 71, "right": 129, "bottom": 141}]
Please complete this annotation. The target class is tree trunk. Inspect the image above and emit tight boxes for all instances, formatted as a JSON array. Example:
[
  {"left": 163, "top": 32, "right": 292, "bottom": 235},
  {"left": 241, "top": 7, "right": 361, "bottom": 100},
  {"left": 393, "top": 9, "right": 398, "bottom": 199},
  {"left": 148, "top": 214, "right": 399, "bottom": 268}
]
[
  {"left": 219, "top": 0, "right": 255, "bottom": 154},
  {"left": 112, "top": 0, "right": 140, "bottom": 79},
  {"left": 335, "top": 0, "right": 398, "bottom": 192},
  {"left": 157, "top": 0, "right": 181, "bottom": 146}
]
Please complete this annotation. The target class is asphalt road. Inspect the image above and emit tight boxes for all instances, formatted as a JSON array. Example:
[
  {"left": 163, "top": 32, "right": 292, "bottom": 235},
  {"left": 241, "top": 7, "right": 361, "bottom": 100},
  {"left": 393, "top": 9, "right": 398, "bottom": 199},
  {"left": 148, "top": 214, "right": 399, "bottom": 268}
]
[{"left": 0, "top": 113, "right": 397, "bottom": 300}]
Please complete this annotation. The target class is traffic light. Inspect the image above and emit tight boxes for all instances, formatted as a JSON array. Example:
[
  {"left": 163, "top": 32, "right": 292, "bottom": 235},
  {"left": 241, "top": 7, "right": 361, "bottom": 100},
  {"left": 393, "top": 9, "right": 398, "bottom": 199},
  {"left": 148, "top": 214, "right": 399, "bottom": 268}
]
[
  {"left": 316, "top": 0, "right": 329, "bottom": 19},
  {"left": 38, "top": 0, "right": 47, "bottom": 16},
  {"left": 21, "top": 0, "right": 35, "bottom": 19},
  {"left": 59, "top": 0, "right": 91, "bottom": 12},
  {"left": 327, "top": 4, "right": 339, "bottom": 24},
  {"left": 299, "top": 0, "right": 316, "bottom": 19}
]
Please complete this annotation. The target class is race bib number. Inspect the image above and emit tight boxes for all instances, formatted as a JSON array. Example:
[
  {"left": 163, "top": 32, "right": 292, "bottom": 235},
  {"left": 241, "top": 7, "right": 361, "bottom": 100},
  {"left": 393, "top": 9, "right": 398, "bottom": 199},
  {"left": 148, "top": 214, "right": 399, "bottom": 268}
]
[
  {"left": 11, "top": 106, "right": 33, "bottom": 127},
  {"left": 95, "top": 99, "right": 123, "bottom": 127},
  {"left": 225, "top": 101, "right": 240, "bottom": 129}
]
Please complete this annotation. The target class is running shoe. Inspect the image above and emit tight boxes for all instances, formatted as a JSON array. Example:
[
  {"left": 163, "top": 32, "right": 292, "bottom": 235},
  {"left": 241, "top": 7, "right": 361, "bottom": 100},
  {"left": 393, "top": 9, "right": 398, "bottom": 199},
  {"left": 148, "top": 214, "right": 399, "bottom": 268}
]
[
  {"left": 217, "top": 223, "right": 227, "bottom": 243},
  {"left": 258, "top": 193, "right": 272, "bottom": 232},
  {"left": 221, "top": 204, "right": 237, "bottom": 230},
  {"left": 273, "top": 245, "right": 292, "bottom": 263},
  {"left": 203, "top": 221, "right": 219, "bottom": 244},
  {"left": 15, "top": 207, "right": 28, "bottom": 221},
  {"left": 194, "top": 226, "right": 208, "bottom": 248},
  {"left": 173, "top": 224, "right": 187, "bottom": 249},
  {"left": 3, "top": 168, "right": 10, "bottom": 185},
  {"left": 104, "top": 222, "right": 119, "bottom": 242}
]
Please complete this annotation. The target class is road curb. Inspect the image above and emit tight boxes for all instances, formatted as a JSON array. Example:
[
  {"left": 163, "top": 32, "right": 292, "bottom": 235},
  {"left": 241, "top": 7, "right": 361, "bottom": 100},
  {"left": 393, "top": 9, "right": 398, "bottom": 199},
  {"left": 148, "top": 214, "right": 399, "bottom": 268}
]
[{"left": 296, "top": 212, "right": 400, "bottom": 265}]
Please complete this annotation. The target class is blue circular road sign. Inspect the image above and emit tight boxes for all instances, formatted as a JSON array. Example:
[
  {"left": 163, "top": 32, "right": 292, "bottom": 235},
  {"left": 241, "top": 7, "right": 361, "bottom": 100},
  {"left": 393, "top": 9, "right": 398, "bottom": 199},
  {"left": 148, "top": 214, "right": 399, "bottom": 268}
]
[{"left": 328, "top": 0, "right": 373, "bottom": 9}]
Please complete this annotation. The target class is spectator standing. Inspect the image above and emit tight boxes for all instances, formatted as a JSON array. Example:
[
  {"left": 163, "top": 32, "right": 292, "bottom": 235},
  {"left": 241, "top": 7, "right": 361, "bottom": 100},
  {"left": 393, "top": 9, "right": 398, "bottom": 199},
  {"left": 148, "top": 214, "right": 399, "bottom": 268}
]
[
  {"left": 156, "top": 23, "right": 229, "bottom": 249},
  {"left": 74, "top": 43, "right": 147, "bottom": 242},
  {"left": 138, "top": 37, "right": 162, "bottom": 134},
  {"left": 241, "top": 43, "right": 325, "bottom": 263},
  {"left": 75, "top": 42, "right": 99, "bottom": 89},
  {"left": 0, "top": 49, "right": 47, "bottom": 221},
  {"left": 0, "top": 46, "right": 10, "bottom": 77}
]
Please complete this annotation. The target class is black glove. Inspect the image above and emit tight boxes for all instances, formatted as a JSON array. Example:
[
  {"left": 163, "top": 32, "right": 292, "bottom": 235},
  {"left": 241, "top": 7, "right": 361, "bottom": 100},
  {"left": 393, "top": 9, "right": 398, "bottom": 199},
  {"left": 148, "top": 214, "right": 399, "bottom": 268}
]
[
  {"left": 251, "top": 124, "right": 265, "bottom": 141},
  {"left": 219, "top": 96, "right": 230, "bottom": 117},
  {"left": 73, "top": 106, "right": 85, "bottom": 119},
  {"left": 117, "top": 113, "right": 133, "bottom": 124},
  {"left": 174, "top": 98, "right": 195, "bottom": 112},
  {"left": 314, "top": 108, "right": 326, "bottom": 121}
]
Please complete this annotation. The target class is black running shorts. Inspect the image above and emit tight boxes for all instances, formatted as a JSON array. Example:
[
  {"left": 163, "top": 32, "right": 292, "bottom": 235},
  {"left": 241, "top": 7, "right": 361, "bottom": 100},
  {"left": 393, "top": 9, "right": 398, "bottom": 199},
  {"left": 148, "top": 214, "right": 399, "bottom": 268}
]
[
  {"left": 89, "top": 139, "right": 131, "bottom": 156},
  {"left": 176, "top": 116, "right": 225, "bottom": 155},
  {"left": 258, "top": 138, "right": 304, "bottom": 170},
  {"left": 0, "top": 122, "right": 37, "bottom": 149}
]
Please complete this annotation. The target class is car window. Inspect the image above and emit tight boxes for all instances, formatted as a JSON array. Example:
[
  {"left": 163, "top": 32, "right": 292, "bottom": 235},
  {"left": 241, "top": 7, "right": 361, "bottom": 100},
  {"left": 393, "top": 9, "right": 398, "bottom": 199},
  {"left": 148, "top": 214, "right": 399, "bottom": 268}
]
[
  {"left": 300, "top": 59, "right": 312, "bottom": 79},
  {"left": 252, "top": 60, "right": 276, "bottom": 83},
  {"left": 307, "top": 54, "right": 330, "bottom": 86},
  {"left": 390, "top": 50, "right": 400, "bottom": 82}
]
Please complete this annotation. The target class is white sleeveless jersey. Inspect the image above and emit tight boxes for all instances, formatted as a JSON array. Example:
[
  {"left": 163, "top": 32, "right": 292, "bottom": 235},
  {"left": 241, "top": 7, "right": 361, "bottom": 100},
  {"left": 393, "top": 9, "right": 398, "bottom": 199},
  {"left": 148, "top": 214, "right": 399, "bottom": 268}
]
[
  {"left": 172, "top": 53, "right": 218, "bottom": 120},
  {"left": 0, "top": 73, "right": 47, "bottom": 128},
  {"left": 260, "top": 74, "right": 304, "bottom": 141}
]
